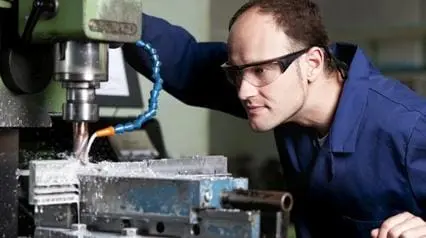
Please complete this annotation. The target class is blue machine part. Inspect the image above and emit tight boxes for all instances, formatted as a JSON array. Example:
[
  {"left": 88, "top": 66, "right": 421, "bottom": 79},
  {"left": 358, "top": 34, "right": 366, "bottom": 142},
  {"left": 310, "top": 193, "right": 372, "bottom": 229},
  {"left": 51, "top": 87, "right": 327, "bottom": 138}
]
[
  {"left": 195, "top": 209, "right": 261, "bottom": 238},
  {"left": 124, "top": 177, "right": 248, "bottom": 217},
  {"left": 79, "top": 175, "right": 248, "bottom": 219}
]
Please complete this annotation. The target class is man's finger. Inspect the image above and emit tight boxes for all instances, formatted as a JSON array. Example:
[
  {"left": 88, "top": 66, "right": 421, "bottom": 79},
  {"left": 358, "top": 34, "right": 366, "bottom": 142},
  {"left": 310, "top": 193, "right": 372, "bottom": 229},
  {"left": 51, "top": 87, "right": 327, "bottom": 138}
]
[
  {"left": 388, "top": 216, "right": 425, "bottom": 238},
  {"left": 400, "top": 224, "right": 426, "bottom": 238},
  {"left": 378, "top": 212, "right": 415, "bottom": 238},
  {"left": 371, "top": 228, "right": 379, "bottom": 238}
]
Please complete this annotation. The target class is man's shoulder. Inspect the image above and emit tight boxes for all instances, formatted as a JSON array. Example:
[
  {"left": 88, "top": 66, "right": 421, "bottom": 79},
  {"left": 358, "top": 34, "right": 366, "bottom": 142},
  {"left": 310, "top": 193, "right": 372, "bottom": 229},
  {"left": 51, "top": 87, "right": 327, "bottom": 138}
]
[
  {"left": 363, "top": 73, "right": 426, "bottom": 138},
  {"left": 366, "top": 74, "right": 426, "bottom": 116}
]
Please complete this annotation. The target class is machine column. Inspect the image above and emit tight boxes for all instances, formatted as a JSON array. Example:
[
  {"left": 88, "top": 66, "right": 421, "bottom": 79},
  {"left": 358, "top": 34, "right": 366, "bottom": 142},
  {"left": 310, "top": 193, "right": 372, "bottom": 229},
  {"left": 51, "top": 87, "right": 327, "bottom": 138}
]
[{"left": 0, "top": 129, "right": 19, "bottom": 237}]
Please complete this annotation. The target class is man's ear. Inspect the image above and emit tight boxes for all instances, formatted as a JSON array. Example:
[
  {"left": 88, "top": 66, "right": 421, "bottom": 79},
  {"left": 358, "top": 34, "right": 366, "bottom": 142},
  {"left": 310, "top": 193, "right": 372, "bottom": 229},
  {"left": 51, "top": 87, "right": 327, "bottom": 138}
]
[{"left": 305, "top": 46, "right": 325, "bottom": 83}]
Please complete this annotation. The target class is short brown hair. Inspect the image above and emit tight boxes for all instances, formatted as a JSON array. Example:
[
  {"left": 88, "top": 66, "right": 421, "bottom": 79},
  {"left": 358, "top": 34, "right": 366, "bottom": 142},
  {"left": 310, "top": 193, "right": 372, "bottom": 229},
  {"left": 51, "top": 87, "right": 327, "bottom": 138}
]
[{"left": 229, "top": 0, "right": 339, "bottom": 73}]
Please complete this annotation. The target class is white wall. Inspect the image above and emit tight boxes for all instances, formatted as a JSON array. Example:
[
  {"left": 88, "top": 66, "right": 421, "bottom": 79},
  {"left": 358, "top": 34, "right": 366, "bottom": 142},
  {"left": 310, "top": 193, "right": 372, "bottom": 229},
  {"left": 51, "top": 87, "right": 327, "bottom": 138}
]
[
  {"left": 317, "top": 0, "right": 425, "bottom": 71},
  {"left": 136, "top": 0, "right": 211, "bottom": 158},
  {"left": 317, "top": 0, "right": 426, "bottom": 93}
]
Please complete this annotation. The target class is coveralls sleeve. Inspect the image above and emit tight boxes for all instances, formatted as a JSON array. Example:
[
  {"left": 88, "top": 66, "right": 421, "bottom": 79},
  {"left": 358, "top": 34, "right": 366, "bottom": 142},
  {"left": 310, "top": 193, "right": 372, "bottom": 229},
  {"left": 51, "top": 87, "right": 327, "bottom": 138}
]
[
  {"left": 122, "top": 13, "right": 246, "bottom": 119},
  {"left": 406, "top": 115, "right": 426, "bottom": 218}
]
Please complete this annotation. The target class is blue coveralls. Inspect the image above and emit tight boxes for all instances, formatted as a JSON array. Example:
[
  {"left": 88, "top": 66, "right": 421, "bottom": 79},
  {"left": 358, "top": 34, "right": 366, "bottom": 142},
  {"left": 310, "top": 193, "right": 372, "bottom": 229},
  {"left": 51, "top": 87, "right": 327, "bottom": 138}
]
[{"left": 123, "top": 14, "right": 426, "bottom": 238}]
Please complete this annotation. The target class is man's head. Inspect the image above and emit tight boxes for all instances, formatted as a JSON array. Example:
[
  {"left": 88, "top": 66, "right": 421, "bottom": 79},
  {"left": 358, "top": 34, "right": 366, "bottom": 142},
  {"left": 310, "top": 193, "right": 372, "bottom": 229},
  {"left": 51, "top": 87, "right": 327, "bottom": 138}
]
[{"left": 223, "top": 0, "right": 337, "bottom": 132}]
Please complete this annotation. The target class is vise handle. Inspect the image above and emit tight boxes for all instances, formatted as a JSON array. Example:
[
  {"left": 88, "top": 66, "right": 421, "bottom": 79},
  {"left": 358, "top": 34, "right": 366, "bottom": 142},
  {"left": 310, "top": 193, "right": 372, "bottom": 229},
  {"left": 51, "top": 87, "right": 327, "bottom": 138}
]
[{"left": 221, "top": 189, "right": 293, "bottom": 212}]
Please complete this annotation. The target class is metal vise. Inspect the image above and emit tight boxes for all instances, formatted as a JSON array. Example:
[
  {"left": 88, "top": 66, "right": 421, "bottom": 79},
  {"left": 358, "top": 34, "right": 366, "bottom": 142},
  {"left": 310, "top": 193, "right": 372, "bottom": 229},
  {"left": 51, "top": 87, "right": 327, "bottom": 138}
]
[{"left": 28, "top": 156, "right": 293, "bottom": 238}]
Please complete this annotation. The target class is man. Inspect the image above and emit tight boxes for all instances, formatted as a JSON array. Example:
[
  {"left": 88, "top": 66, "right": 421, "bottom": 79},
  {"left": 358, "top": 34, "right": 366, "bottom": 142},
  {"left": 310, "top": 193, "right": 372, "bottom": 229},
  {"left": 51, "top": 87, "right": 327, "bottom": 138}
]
[{"left": 123, "top": 0, "right": 426, "bottom": 237}]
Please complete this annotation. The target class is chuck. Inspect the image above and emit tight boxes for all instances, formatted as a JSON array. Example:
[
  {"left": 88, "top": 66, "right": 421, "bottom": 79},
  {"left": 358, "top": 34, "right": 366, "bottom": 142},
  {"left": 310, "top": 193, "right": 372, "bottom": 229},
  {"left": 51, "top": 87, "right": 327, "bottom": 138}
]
[{"left": 54, "top": 41, "right": 108, "bottom": 122}]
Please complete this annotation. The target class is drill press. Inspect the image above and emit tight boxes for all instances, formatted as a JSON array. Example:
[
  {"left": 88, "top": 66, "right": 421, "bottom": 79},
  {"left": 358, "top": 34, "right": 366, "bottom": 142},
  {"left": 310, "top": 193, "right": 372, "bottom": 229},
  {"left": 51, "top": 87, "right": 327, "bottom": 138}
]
[{"left": 0, "top": 0, "right": 143, "bottom": 236}]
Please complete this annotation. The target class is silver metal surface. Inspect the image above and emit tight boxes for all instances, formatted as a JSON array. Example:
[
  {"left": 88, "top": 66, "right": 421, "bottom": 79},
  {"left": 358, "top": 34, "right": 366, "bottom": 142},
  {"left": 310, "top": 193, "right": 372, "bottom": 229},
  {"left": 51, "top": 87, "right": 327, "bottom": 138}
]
[
  {"left": 54, "top": 41, "right": 108, "bottom": 122},
  {"left": 35, "top": 225, "right": 167, "bottom": 237},
  {"left": 77, "top": 155, "right": 229, "bottom": 177},
  {"left": 28, "top": 156, "right": 229, "bottom": 207},
  {"left": 0, "top": 82, "right": 52, "bottom": 128},
  {"left": 54, "top": 41, "right": 108, "bottom": 82},
  {"left": 34, "top": 209, "right": 260, "bottom": 238},
  {"left": 29, "top": 160, "right": 80, "bottom": 206},
  {"left": 63, "top": 87, "right": 98, "bottom": 121},
  {"left": 33, "top": 204, "right": 75, "bottom": 229}
]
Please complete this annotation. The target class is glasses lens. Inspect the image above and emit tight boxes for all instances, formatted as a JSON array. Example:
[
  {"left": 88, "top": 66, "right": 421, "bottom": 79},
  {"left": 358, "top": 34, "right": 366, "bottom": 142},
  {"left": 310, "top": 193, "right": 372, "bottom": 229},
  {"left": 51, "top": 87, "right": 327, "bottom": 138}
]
[
  {"left": 223, "top": 68, "right": 241, "bottom": 86},
  {"left": 223, "top": 59, "right": 288, "bottom": 87},
  {"left": 244, "top": 62, "right": 282, "bottom": 86}
]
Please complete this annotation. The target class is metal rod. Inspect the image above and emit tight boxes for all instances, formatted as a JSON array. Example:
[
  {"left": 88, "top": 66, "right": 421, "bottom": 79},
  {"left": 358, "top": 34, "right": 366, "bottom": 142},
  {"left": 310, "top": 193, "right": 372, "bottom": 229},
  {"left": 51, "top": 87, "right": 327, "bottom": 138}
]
[
  {"left": 221, "top": 189, "right": 293, "bottom": 212},
  {"left": 72, "top": 122, "right": 88, "bottom": 158}
]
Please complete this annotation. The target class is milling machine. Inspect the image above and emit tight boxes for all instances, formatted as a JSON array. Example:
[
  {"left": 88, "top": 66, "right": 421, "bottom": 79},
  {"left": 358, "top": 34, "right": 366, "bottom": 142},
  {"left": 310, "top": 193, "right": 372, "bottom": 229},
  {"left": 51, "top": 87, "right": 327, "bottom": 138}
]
[{"left": 0, "top": 0, "right": 143, "bottom": 236}]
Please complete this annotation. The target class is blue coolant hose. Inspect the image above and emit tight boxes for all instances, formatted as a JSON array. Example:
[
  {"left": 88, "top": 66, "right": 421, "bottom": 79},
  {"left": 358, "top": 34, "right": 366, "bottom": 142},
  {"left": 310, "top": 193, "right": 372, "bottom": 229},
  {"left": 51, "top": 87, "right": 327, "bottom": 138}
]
[{"left": 113, "top": 40, "right": 163, "bottom": 134}]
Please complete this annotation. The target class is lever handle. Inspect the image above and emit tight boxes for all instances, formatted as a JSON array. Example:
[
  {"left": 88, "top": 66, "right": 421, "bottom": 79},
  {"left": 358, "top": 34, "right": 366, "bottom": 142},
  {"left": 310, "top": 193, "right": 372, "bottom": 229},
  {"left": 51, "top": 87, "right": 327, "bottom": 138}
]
[{"left": 22, "top": 0, "right": 56, "bottom": 43}]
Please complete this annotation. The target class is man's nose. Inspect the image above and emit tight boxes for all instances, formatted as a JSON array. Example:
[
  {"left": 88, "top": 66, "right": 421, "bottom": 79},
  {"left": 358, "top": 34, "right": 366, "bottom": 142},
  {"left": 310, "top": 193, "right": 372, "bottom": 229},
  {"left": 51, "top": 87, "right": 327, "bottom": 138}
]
[{"left": 238, "top": 79, "right": 258, "bottom": 100}]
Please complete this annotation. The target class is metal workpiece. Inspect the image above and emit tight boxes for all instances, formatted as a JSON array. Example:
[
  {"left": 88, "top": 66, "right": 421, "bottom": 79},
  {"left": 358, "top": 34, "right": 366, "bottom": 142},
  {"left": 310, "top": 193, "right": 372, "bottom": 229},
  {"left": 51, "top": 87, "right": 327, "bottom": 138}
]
[
  {"left": 221, "top": 189, "right": 294, "bottom": 212},
  {"left": 54, "top": 41, "right": 108, "bottom": 122},
  {"left": 79, "top": 155, "right": 229, "bottom": 177},
  {"left": 28, "top": 156, "right": 230, "bottom": 207},
  {"left": 28, "top": 155, "right": 229, "bottom": 176},
  {"left": 29, "top": 160, "right": 80, "bottom": 206}
]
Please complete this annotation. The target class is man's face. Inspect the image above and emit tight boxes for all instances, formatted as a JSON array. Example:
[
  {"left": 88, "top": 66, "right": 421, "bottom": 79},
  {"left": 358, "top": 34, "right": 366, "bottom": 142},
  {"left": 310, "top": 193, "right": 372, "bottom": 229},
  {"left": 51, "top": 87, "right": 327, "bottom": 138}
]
[{"left": 226, "top": 8, "right": 310, "bottom": 132}]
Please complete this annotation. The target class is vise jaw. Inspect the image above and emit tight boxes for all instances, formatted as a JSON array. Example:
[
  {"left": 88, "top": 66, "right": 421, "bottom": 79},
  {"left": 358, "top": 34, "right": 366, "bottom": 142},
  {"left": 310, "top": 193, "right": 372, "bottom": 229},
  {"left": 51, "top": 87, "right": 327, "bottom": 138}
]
[{"left": 28, "top": 156, "right": 262, "bottom": 238}]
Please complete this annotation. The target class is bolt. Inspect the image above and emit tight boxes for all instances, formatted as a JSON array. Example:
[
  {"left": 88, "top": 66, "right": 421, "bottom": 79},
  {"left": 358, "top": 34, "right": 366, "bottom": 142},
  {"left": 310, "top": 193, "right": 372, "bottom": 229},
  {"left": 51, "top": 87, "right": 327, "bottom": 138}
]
[
  {"left": 121, "top": 227, "right": 138, "bottom": 236},
  {"left": 204, "top": 191, "right": 212, "bottom": 202}
]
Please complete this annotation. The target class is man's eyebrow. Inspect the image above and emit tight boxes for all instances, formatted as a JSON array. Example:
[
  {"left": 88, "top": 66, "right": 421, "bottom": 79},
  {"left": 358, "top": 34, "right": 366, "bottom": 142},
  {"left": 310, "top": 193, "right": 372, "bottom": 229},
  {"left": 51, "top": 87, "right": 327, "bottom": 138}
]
[{"left": 227, "top": 56, "right": 285, "bottom": 69}]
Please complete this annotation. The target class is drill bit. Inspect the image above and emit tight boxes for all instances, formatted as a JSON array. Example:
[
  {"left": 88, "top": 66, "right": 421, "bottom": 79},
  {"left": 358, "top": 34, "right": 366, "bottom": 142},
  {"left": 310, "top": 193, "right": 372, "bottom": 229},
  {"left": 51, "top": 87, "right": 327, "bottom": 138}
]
[{"left": 72, "top": 122, "right": 89, "bottom": 161}]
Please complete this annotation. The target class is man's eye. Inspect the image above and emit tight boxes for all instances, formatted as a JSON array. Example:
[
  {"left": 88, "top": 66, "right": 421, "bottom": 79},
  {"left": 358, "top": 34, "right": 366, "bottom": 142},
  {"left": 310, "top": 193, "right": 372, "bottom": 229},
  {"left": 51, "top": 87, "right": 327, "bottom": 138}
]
[{"left": 253, "top": 67, "right": 265, "bottom": 74}]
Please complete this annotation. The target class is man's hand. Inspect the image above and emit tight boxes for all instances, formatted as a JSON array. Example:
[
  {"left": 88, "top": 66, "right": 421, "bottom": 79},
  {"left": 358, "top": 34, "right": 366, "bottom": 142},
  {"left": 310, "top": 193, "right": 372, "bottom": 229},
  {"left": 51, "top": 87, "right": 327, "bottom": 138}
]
[{"left": 371, "top": 212, "right": 426, "bottom": 238}]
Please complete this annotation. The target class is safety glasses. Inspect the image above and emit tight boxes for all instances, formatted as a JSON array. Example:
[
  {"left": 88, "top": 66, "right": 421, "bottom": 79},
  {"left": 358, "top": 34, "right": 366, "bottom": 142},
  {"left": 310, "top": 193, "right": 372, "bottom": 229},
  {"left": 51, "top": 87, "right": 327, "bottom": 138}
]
[{"left": 221, "top": 48, "right": 310, "bottom": 87}]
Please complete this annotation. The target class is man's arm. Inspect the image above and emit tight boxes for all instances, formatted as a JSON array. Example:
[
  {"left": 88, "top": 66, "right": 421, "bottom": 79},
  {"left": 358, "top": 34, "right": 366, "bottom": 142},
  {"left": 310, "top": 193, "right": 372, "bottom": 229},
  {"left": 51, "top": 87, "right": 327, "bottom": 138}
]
[
  {"left": 122, "top": 14, "right": 246, "bottom": 119},
  {"left": 371, "top": 115, "right": 426, "bottom": 238},
  {"left": 406, "top": 115, "right": 426, "bottom": 216}
]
